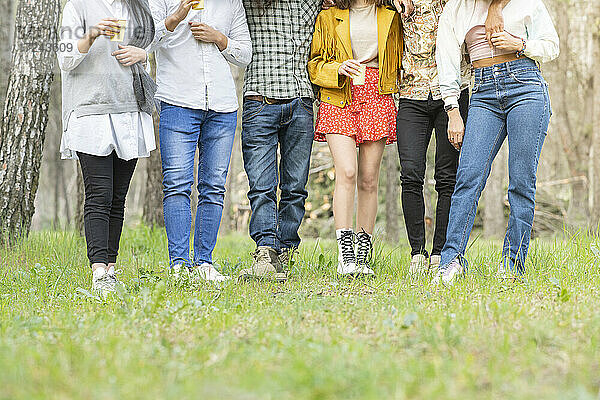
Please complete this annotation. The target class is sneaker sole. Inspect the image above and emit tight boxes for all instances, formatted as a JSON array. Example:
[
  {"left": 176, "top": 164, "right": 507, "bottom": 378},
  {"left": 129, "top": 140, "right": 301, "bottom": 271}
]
[
  {"left": 238, "top": 273, "right": 288, "bottom": 283},
  {"left": 338, "top": 272, "right": 376, "bottom": 279}
]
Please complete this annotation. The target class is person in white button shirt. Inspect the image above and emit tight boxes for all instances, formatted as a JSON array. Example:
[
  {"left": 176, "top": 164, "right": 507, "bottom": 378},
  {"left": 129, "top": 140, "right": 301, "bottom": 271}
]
[
  {"left": 148, "top": 0, "right": 251, "bottom": 282},
  {"left": 57, "top": 0, "right": 157, "bottom": 297},
  {"left": 433, "top": 0, "right": 559, "bottom": 285}
]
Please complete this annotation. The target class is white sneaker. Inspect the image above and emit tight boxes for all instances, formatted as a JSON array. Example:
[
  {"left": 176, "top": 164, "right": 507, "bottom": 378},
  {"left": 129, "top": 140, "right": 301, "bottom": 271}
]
[
  {"left": 496, "top": 262, "right": 523, "bottom": 282},
  {"left": 193, "top": 263, "right": 231, "bottom": 282},
  {"left": 92, "top": 266, "right": 117, "bottom": 298},
  {"left": 496, "top": 262, "right": 511, "bottom": 280},
  {"left": 171, "top": 263, "right": 191, "bottom": 284},
  {"left": 432, "top": 259, "right": 464, "bottom": 286},
  {"left": 409, "top": 254, "right": 429, "bottom": 275},
  {"left": 430, "top": 255, "right": 441, "bottom": 273}
]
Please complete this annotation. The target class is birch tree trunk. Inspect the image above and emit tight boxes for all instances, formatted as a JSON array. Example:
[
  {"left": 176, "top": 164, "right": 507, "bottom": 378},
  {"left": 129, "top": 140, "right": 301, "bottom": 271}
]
[
  {"left": 0, "top": 0, "right": 14, "bottom": 110},
  {"left": 0, "top": 0, "right": 61, "bottom": 243},
  {"left": 590, "top": 13, "right": 600, "bottom": 224}
]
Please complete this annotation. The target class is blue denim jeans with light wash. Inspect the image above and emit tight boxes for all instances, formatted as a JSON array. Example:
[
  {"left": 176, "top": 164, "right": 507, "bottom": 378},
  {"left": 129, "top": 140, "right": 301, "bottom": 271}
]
[
  {"left": 159, "top": 102, "right": 237, "bottom": 266},
  {"left": 440, "top": 58, "right": 552, "bottom": 274},
  {"left": 241, "top": 97, "right": 315, "bottom": 252}
]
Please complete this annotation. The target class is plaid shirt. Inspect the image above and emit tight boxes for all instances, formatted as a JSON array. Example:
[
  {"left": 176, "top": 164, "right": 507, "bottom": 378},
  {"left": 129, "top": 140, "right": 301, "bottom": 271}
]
[{"left": 242, "top": 0, "right": 321, "bottom": 99}]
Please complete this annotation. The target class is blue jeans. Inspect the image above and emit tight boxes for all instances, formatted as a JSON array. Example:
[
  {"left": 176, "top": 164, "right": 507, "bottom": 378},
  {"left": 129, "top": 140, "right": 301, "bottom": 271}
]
[
  {"left": 440, "top": 58, "right": 551, "bottom": 274},
  {"left": 241, "top": 97, "right": 314, "bottom": 251},
  {"left": 159, "top": 102, "right": 237, "bottom": 266}
]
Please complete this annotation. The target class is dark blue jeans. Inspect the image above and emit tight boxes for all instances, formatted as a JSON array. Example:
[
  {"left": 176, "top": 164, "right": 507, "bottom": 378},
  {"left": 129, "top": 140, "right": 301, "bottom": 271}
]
[
  {"left": 441, "top": 58, "right": 552, "bottom": 274},
  {"left": 241, "top": 97, "right": 314, "bottom": 251},
  {"left": 159, "top": 102, "right": 237, "bottom": 266}
]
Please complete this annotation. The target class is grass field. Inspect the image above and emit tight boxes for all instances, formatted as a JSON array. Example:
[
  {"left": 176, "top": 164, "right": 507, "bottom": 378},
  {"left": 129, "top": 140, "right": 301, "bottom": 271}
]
[{"left": 0, "top": 226, "right": 599, "bottom": 399}]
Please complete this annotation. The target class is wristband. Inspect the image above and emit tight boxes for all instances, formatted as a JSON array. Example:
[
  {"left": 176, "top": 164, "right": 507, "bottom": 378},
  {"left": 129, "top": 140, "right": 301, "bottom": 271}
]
[
  {"left": 516, "top": 39, "right": 527, "bottom": 58},
  {"left": 445, "top": 104, "right": 458, "bottom": 113}
]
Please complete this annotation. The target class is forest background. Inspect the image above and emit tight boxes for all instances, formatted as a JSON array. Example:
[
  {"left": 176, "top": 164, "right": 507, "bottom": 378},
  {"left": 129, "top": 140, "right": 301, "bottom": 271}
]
[{"left": 1, "top": 0, "right": 599, "bottom": 246}]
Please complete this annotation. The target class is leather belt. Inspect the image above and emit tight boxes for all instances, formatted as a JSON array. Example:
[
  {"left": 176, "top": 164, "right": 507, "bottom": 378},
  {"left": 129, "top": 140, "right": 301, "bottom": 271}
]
[{"left": 245, "top": 95, "right": 294, "bottom": 105}]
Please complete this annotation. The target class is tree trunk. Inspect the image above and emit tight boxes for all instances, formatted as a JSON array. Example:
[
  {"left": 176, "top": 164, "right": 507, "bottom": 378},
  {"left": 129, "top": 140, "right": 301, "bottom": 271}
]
[
  {"left": 142, "top": 115, "right": 164, "bottom": 227},
  {"left": 384, "top": 147, "right": 400, "bottom": 243},
  {"left": 0, "top": 0, "right": 61, "bottom": 244},
  {"left": 142, "top": 55, "right": 164, "bottom": 227},
  {"left": 590, "top": 23, "right": 600, "bottom": 225},
  {"left": 220, "top": 66, "right": 244, "bottom": 234},
  {"left": 482, "top": 144, "right": 507, "bottom": 237},
  {"left": 0, "top": 0, "right": 14, "bottom": 111}
]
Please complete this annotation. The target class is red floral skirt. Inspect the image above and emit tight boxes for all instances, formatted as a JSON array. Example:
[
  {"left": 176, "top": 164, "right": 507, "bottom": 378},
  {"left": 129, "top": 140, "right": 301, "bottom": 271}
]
[{"left": 315, "top": 67, "right": 397, "bottom": 146}]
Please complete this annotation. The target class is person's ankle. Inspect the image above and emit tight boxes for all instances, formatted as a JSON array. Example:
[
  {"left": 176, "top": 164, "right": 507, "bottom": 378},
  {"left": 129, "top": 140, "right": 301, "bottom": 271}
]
[{"left": 91, "top": 263, "right": 107, "bottom": 272}]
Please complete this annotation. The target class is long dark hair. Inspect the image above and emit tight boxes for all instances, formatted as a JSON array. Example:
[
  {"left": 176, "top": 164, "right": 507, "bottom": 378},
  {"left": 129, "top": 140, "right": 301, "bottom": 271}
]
[{"left": 335, "top": 0, "right": 386, "bottom": 9}]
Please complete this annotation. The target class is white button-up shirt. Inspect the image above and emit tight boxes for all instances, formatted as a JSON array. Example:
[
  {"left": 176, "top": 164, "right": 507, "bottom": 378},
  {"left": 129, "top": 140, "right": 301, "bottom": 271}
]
[
  {"left": 57, "top": 0, "right": 156, "bottom": 161},
  {"left": 436, "top": 0, "right": 560, "bottom": 108},
  {"left": 149, "top": 0, "right": 252, "bottom": 112}
]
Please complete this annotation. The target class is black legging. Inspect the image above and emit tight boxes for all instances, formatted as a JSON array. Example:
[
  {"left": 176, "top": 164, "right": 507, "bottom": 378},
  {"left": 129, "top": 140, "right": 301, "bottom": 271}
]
[
  {"left": 78, "top": 151, "right": 137, "bottom": 265},
  {"left": 396, "top": 90, "right": 470, "bottom": 257}
]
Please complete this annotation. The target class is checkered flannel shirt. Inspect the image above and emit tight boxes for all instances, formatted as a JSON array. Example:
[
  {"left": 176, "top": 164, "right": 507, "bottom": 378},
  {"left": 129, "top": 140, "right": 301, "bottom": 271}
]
[{"left": 242, "top": 0, "right": 321, "bottom": 100}]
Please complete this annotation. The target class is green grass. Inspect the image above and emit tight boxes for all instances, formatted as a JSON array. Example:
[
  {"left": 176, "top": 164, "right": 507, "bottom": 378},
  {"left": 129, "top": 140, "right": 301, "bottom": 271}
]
[{"left": 1, "top": 226, "right": 599, "bottom": 399}]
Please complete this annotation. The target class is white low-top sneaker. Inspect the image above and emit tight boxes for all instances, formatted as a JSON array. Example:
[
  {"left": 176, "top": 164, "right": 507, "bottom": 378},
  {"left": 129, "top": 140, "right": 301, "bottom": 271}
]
[
  {"left": 92, "top": 266, "right": 117, "bottom": 298},
  {"left": 429, "top": 255, "right": 441, "bottom": 273},
  {"left": 171, "top": 263, "right": 191, "bottom": 284},
  {"left": 409, "top": 254, "right": 429, "bottom": 275},
  {"left": 432, "top": 259, "right": 464, "bottom": 286},
  {"left": 194, "top": 263, "right": 231, "bottom": 282},
  {"left": 496, "top": 262, "right": 511, "bottom": 280}
]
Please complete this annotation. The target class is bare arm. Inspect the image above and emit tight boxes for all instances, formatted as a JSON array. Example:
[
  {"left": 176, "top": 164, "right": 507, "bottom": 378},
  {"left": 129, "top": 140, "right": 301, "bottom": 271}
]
[{"left": 485, "top": 0, "right": 511, "bottom": 46}]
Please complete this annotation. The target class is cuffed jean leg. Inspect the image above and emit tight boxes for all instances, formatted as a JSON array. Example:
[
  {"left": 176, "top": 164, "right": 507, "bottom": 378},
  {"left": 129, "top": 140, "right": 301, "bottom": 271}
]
[
  {"left": 159, "top": 102, "right": 201, "bottom": 267},
  {"left": 242, "top": 100, "right": 280, "bottom": 250},
  {"left": 193, "top": 111, "right": 237, "bottom": 265},
  {"left": 277, "top": 98, "right": 314, "bottom": 250},
  {"left": 502, "top": 77, "right": 551, "bottom": 273},
  {"left": 440, "top": 93, "right": 506, "bottom": 269}
]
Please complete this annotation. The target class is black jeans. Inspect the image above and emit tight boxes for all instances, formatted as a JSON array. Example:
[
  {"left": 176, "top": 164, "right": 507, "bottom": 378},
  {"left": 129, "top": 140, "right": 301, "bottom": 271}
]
[
  {"left": 78, "top": 151, "right": 137, "bottom": 265},
  {"left": 396, "top": 90, "right": 469, "bottom": 257}
]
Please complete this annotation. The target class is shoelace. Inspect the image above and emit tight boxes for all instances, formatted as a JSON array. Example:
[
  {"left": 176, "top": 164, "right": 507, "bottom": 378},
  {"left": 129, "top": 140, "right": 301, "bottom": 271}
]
[
  {"left": 356, "top": 231, "right": 372, "bottom": 266},
  {"left": 96, "top": 274, "right": 116, "bottom": 291},
  {"left": 338, "top": 231, "right": 356, "bottom": 264}
]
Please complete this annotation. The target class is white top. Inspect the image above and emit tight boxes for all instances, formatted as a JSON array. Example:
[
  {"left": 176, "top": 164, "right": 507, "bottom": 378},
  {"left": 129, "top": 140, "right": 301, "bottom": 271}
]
[
  {"left": 350, "top": 4, "right": 379, "bottom": 68},
  {"left": 57, "top": 0, "right": 156, "bottom": 161},
  {"left": 148, "top": 0, "right": 252, "bottom": 112},
  {"left": 436, "top": 0, "right": 560, "bottom": 108}
]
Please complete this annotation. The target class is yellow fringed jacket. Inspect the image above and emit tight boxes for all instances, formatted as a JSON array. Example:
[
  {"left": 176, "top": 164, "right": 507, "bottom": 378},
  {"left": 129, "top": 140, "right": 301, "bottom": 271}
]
[{"left": 308, "top": 6, "right": 403, "bottom": 108}]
